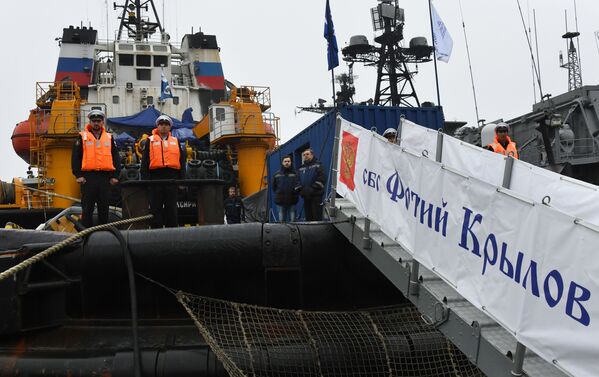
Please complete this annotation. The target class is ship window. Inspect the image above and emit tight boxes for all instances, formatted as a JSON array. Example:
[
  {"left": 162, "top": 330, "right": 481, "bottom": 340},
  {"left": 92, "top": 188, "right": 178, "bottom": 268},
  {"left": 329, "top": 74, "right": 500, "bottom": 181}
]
[
  {"left": 136, "top": 44, "right": 150, "bottom": 51},
  {"left": 215, "top": 107, "right": 225, "bottom": 122},
  {"left": 119, "top": 54, "right": 134, "bottom": 66},
  {"left": 154, "top": 55, "right": 168, "bottom": 67},
  {"left": 147, "top": 96, "right": 154, "bottom": 105},
  {"left": 136, "top": 69, "right": 151, "bottom": 81},
  {"left": 136, "top": 55, "right": 151, "bottom": 67},
  {"left": 173, "top": 96, "right": 179, "bottom": 105},
  {"left": 153, "top": 45, "right": 168, "bottom": 52},
  {"left": 118, "top": 44, "right": 134, "bottom": 51},
  {"left": 112, "top": 95, "right": 119, "bottom": 104}
]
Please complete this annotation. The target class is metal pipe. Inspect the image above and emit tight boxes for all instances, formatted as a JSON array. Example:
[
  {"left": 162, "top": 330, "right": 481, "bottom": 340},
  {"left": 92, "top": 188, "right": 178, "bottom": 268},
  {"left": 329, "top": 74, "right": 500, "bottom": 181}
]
[
  {"left": 502, "top": 156, "right": 515, "bottom": 189},
  {"left": 329, "top": 114, "right": 342, "bottom": 217},
  {"left": 435, "top": 130, "right": 444, "bottom": 163},
  {"left": 362, "top": 218, "right": 372, "bottom": 250},
  {"left": 511, "top": 341, "right": 526, "bottom": 376},
  {"left": 410, "top": 260, "right": 420, "bottom": 296}
]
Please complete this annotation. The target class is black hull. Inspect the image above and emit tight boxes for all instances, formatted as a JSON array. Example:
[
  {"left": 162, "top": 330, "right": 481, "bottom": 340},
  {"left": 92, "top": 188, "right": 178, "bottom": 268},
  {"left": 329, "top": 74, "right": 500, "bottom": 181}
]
[{"left": 0, "top": 223, "right": 406, "bottom": 376}]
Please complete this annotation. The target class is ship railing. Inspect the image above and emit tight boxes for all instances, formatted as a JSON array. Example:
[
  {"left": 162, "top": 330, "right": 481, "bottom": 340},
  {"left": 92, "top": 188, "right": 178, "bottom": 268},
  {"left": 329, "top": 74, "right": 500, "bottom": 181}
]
[
  {"left": 211, "top": 110, "right": 278, "bottom": 141},
  {"left": 263, "top": 113, "right": 280, "bottom": 146},
  {"left": 36, "top": 81, "right": 81, "bottom": 108},
  {"left": 555, "top": 137, "right": 599, "bottom": 161},
  {"left": 234, "top": 86, "right": 272, "bottom": 111},
  {"left": 98, "top": 71, "right": 115, "bottom": 85},
  {"left": 172, "top": 74, "right": 194, "bottom": 87},
  {"left": 109, "top": 34, "right": 182, "bottom": 48},
  {"left": 32, "top": 108, "right": 82, "bottom": 136},
  {"left": 521, "top": 136, "right": 599, "bottom": 164}
]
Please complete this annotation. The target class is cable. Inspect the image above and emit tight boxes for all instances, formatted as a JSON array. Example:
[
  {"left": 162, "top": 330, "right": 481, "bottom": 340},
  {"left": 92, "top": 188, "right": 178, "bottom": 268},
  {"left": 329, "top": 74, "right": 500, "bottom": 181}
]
[
  {"left": 458, "top": 0, "right": 481, "bottom": 124},
  {"left": 102, "top": 226, "right": 142, "bottom": 377},
  {"left": 516, "top": 0, "right": 544, "bottom": 100}
]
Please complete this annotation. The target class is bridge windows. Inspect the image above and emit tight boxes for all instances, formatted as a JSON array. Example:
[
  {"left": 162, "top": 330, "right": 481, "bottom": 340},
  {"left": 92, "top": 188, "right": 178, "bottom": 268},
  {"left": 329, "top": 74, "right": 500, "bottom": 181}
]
[
  {"left": 136, "top": 69, "right": 151, "bottom": 81},
  {"left": 136, "top": 55, "right": 151, "bottom": 67},
  {"left": 119, "top": 54, "right": 134, "bottom": 66},
  {"left": 154, "top": 55, "right": 168, "bottom": 67}
]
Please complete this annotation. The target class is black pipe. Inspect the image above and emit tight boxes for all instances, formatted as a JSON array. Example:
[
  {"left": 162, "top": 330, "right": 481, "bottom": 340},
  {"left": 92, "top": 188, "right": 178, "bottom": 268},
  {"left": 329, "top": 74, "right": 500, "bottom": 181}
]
[
  {"left": 0, "top": 348, "right": 226, "bottom": 377},
  {"left": 1, "top": 223, "right": 403, "bottom": 317},
  {"left": 102, "top": 225, "right": 142, "bottom": 377}
]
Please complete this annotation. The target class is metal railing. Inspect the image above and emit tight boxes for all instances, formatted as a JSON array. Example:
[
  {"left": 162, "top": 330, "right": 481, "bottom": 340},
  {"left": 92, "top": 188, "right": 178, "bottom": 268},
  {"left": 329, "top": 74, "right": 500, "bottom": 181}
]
[
  {"left": 522, "top": 136, "right": 599, "bottom": 164},
  {"left": 36, "top": 81, "right": 80, "bottom": 108},
  {"left": 232, "top": 86, "right": 271, "bottom": 110},
  {"left": 211, "top": 109, "right": 278, "bottom": 142},
  {"left": 556, "top": 137, "right": 599, "bottom": 161}
]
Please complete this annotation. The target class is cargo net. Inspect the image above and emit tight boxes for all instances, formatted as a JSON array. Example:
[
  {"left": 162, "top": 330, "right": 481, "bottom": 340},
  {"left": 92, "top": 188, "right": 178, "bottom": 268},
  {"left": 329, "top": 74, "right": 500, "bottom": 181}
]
[{"left": 176, "top": 292, "right": 483, "bottom": 377}]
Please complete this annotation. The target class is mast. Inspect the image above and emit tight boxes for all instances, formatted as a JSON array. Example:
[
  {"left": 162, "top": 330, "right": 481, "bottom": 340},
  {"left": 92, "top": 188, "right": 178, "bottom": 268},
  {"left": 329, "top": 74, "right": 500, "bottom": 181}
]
[
  {"left": 114, "top": 0, "right": 163, "bottom": 41},
  {"left": 342, "top": 0, "right": 434, "bottom": 107}
]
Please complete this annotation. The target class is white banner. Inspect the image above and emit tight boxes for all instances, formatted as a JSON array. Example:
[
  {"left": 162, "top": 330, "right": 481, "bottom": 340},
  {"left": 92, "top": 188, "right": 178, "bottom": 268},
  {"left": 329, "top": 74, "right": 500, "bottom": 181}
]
[
  {"left": 397, "top": 118, "right": 599, "bottom": 227},
  {"left": 337, "top": 117, "right": 599, "bottom": 377}
]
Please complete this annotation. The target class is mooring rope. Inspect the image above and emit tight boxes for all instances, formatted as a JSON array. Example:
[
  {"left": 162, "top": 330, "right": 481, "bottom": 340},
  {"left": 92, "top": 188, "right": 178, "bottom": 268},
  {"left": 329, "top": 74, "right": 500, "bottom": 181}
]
[{"left": 0, "top": 214, "right": 152, "bottom": 283}]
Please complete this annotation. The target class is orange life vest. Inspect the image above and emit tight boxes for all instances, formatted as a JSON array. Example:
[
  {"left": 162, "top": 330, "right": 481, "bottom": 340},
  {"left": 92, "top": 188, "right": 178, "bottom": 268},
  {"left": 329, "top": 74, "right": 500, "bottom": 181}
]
[
  {"left": 489, "top": 135, "right": 519, "bottom": 159},
  {"left": 80, "top": 126, "right": 116, "bottom": 171},
  {"left": 148, "top": 130, "right": 181, "bottom": 170}
]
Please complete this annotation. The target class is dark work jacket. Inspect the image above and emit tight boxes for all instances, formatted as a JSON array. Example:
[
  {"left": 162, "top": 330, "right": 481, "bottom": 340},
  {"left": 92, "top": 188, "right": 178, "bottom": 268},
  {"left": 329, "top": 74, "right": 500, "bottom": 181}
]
[
  {"left": 224, "top": 196, "right": 245, "bottom": 224},
  {"left": 71, "top": 130, "right": 121, "bottom": 179},
  {"left": 297, "top": 158, "right": 325, "bottom": 197},
  {"left": 140, "top": 137, "right": 186, "bottom": 180},
  {"left": 272, "top": 167, "right": 300, "bottom": 206}
]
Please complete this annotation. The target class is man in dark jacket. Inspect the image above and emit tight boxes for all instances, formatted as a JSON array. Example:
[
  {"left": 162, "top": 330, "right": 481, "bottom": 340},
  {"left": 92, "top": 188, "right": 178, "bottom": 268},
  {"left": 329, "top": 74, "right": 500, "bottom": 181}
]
[
  {"left": 224, "top": 186, "right": 245, "bottom": 224},
  {"left": 272, "top": 155, "right": 299, "bottom": 222},
  {"left": 296, "top": 148, "right": 326, "bottom": 221},
  {"left": 71, "top": 109, "right": 120, "bottom": 227},
  {"left": 140, "top": 115, "right": 186, "bottom": 228}
]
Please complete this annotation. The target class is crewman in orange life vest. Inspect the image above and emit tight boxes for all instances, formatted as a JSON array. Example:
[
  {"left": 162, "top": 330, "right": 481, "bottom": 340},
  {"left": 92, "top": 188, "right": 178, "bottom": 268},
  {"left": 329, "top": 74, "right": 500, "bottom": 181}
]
[
  {"left": 71, "top": 109, "right": 120, "bottom": 227},
  {"left": 486, "top": 122, "right": 519, "bottom": 159},
  {"left": 140, "top": 115, "right": 186, "bottom": 228}
]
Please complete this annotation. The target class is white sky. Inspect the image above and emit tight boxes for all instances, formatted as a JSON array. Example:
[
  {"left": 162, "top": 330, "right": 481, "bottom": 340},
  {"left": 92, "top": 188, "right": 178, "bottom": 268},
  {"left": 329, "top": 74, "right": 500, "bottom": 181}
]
[{"left": 1, "top": 0, "right": 598, "bottom": 180}]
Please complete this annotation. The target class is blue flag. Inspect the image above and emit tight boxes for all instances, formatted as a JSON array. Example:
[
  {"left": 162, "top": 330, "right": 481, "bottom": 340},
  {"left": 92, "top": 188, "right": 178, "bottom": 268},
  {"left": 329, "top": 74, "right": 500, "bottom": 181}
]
[
  {"left": 160, "top": 68, "right": 174, "bottom": 100},
  {"left": 324, "top": 0, "right": 339, "bottom": 71}
]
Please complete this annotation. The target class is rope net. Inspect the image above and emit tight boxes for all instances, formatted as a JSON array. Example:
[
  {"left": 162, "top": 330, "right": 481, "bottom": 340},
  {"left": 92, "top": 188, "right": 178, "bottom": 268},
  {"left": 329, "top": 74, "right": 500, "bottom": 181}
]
[{"left": 177, "top": 292, "right": 483, "bottom": 377}]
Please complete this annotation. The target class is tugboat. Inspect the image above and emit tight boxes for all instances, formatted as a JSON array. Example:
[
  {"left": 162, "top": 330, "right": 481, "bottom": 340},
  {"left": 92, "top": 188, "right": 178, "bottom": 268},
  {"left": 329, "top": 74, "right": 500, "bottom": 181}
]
[{"left": 1, "top": 0, "right": 278, "bottom": 229}]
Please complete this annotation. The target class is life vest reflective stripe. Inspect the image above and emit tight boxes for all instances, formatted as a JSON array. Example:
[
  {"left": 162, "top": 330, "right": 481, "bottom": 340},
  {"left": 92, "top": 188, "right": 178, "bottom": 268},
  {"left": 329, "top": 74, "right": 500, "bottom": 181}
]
[
  {"left": 149, "top": 133, "right": 181, "bottom": 170},
  {"left": 79, "top": 129, "right": 115, "bottom": 171},
  {"left": 488, "top": 135, "right": 519, "bottom": 159}
]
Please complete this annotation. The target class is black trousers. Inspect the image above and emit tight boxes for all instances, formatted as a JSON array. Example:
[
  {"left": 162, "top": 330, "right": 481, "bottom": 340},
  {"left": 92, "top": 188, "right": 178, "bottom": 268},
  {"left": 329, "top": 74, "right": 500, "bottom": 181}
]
[
  {"left": 303, "top": 196, "right": 323, "bottom": 221},
  {"left": 149, "top": 184, "right": 178, "bottom": 228},
  {"left": 80, "top": 172, "right": 112, "bottom": 228}
]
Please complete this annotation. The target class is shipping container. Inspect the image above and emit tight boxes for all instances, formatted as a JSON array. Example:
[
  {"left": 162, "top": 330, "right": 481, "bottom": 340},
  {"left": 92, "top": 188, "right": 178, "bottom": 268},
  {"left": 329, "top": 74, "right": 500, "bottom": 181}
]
[{"left": 266, "top": 104, "right": 445, "bottom": 221}]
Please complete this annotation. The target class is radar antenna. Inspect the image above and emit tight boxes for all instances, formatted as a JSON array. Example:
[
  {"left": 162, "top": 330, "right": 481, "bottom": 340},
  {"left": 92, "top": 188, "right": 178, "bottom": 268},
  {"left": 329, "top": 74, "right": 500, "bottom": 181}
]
[
  {"left": 559, "top": 32, "right": 583, "bottom": 91},
  {"left": 296, "top": 64, "right": 356, "bottom": 114},
  {"left": 114, "top": 0, "right": 163, "bottom": 41},
  {"left": 342, "top": 0, "right": 433, "bottom": 107}
]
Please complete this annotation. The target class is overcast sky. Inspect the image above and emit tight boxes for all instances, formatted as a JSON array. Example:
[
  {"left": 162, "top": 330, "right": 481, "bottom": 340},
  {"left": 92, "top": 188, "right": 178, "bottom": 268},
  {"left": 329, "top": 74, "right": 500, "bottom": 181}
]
[{"left": 1, "top": 0, "right": 598, "bottom": 180}]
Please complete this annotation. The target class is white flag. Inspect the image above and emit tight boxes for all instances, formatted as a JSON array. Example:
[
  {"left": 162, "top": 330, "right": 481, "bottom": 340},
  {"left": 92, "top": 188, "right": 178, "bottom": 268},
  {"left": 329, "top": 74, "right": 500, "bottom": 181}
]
[
  {"left": 160, "top": 68, "right": 174, "bottom": 100},
  {"left": 431, "top": 3, "right": 453, "bottom": 63}
]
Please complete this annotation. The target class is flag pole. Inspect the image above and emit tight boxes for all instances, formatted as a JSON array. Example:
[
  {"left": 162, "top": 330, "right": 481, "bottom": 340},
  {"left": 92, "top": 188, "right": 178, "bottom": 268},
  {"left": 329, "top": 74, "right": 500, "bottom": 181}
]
[
  {"left": 331, "top": 67, "right": 337, "bottom": 109},
  {"left": 325, "top": 0, "right": 338, "bottom": 109},
  {"left": 428, "top": 0, "right": 442, "bottom": 107}
]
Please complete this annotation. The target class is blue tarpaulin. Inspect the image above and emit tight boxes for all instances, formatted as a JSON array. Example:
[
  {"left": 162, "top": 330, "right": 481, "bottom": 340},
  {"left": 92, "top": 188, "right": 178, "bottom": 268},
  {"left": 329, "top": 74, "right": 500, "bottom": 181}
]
[
  {"left": 171, "top": 128, "right": 197, "bottom": 142},
  {"left": 114, "top": 131, "right": 136, "bottom": 147},
  {"left": 107, "top": 106, "right": 197, "bottom": 129}
]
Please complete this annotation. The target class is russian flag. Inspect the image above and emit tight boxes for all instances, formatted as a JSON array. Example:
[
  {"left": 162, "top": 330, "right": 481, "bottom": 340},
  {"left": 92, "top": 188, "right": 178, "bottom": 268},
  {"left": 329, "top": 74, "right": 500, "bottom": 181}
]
[
  {"left": 55, "top": 57, "right": 94, "bottom": 86},
  {"left": 194, "top": 61, "right": 225, "bottom": 90}
]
